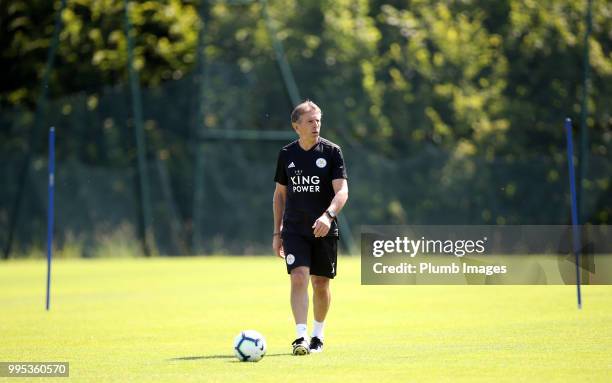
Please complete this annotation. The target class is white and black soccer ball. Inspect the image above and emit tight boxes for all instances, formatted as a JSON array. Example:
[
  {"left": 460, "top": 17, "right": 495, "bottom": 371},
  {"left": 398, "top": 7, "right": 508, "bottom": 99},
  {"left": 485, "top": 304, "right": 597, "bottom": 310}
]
[{"left": 233, "top": 330, "right": 267, "bottom": 362}]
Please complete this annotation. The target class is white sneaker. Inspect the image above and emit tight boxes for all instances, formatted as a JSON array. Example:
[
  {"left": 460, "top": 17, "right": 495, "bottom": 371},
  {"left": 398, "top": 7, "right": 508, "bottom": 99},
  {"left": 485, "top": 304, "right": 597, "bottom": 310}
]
[{"left": 292, "top": 337, "right": 310, "bottom": 355}]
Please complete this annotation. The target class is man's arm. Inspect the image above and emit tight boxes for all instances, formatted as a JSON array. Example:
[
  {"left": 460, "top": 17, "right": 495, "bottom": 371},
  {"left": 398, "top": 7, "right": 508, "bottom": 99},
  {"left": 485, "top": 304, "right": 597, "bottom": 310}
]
[
  {"left": 328, "top": 178, "right": 349, "bottom": 215},
  {"left": 312, "top": 178, "right": 349, "bottom": 238},
  {"left": 272, "top": 182, "right": 287, "bottom": 257}
]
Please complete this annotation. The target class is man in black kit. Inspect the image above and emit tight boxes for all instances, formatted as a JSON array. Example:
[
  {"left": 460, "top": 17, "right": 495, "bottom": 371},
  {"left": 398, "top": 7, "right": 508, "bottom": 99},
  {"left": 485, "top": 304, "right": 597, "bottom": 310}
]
[{"left": 272, "top": 100, "right": 349, "bottom": 355}]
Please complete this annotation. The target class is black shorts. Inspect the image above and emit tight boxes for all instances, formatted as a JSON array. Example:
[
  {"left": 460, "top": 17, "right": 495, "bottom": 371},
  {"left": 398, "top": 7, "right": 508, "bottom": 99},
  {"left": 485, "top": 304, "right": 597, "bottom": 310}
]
[{"left": 281, "top": 233, "right": 338, "bottom": 278}]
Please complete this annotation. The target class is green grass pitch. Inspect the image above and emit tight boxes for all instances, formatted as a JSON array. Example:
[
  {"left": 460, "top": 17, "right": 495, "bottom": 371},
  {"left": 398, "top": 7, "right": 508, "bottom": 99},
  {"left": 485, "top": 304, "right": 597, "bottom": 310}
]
[{"left": 1, "top": 256, "right": 611, "bottom": 382}]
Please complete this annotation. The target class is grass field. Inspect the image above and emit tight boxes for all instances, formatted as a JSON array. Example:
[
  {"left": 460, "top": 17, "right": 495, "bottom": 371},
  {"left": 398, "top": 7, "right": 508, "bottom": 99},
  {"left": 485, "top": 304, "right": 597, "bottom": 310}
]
[{"left": 1, "top": 256, "right": 611, "bottom": 382}]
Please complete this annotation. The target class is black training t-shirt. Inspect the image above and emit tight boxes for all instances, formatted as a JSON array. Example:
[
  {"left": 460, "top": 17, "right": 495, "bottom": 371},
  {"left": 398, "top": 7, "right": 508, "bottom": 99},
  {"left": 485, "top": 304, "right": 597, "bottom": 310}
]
[{"left": 274, "top": 137, "right": 347, "bottom": 237}]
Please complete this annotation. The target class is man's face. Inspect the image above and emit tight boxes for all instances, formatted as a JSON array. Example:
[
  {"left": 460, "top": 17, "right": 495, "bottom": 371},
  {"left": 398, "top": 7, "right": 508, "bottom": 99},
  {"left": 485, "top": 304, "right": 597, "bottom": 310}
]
[{"left": 293, "top": 109, "right": 321, "bottom": 140}]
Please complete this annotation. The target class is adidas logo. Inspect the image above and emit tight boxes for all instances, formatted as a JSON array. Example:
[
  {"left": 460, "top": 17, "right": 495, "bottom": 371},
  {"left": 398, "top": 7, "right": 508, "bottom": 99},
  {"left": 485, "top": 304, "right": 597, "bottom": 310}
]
[{"left": 288, "top": 162, "right": 295, "bottom": 168}]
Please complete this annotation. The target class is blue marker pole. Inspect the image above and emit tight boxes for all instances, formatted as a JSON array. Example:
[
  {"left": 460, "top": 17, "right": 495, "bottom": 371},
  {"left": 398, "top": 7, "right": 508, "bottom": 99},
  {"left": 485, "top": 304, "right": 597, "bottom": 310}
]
[
  {"left": 564, "top": 118, "right": 582, "bottom": 309},
  {"left": 46, "top": 127, "right": 55, "bottom": 311}
]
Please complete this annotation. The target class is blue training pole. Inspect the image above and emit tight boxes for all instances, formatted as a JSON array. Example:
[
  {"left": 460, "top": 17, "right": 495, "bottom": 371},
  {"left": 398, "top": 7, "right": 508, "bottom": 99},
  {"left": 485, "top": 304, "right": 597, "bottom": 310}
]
[
  {"left": 564, "top": 118, "right": 582, "bottom": 309},
  {"left": 46, "top": 127, "right": 55, "bottom": 311}
]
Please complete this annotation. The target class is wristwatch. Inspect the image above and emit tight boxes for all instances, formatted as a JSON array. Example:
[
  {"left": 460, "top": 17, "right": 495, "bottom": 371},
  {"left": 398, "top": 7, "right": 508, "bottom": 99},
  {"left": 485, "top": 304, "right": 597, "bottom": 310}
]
[{"left": 325, "top": 209, "right": 336, "bottom": 220}]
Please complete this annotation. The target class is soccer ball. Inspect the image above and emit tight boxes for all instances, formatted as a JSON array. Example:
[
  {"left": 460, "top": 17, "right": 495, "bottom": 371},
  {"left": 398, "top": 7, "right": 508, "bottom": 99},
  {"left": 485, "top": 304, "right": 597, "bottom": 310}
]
[{"left": 233, "top": 330, "right": 267, "bottom": 362}]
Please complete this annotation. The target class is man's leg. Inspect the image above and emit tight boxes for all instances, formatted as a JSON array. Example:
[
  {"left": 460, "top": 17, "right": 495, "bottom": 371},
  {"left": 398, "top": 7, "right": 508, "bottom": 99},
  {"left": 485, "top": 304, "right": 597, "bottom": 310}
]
[
  {"left": 308, "top": 236, "right": 336, "bottom": 353},
  {"left": 290, "top": 266, "right": 310, "bottom": 326},
  {"left": 290, "top": 266, "right": 310, "bottom": 355},
  {"left": 311, "top": 276, "right": 331, "bottom": 322},
  {"left": 310, "top": 275, "right": 330, "bottom": 352}
]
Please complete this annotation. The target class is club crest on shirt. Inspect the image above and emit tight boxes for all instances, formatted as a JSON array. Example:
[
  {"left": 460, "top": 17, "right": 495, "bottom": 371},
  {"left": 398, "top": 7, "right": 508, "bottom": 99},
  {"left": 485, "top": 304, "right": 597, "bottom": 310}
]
[{"left": 316, "top": 158, "right": 327, "bottom": 168}]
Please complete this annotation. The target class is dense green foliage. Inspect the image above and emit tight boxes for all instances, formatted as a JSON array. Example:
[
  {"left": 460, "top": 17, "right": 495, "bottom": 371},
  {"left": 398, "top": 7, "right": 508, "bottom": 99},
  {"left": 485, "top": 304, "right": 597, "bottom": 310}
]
[{"left": 3, "top": 1, "right": 610, "bottom": 138}]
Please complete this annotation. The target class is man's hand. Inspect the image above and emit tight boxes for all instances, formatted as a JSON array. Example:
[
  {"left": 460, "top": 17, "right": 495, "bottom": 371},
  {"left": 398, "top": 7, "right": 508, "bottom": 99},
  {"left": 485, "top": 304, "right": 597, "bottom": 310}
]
[
  {"left": 312, "top": 214, "right": 331, "bottom": 238},
  {"left": 272, "top": 235, "right": 285, "bottom": 258}
]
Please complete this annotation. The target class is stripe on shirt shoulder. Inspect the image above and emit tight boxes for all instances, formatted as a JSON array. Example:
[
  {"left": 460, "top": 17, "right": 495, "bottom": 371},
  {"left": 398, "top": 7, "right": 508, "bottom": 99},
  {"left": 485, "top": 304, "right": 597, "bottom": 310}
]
[
  {"left": 318, "top": 137, "right": 341, "bottom": 150},
  {"left": 281, "top": 140, "right": 299, "bottom": 151}
]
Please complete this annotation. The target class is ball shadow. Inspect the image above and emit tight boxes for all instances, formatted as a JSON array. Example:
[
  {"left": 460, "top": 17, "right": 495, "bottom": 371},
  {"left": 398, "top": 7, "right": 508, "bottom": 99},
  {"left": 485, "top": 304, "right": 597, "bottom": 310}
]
[{"left": 168, "top": 353, "right": 292, "bottom": 362}]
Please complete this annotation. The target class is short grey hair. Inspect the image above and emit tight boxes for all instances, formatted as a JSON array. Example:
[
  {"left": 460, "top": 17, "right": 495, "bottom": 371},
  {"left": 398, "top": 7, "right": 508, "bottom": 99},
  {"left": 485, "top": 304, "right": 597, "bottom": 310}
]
[{"left": 291, "top": 100, "right": 321, "bottom": 123}]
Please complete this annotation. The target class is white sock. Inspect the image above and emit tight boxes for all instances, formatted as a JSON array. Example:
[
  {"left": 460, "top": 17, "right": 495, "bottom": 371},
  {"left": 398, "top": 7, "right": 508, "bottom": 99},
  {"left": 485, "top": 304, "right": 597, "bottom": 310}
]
[
  {"left": 296, "top": 323, "right": 308, "bottom": 339},
  {"left": 312, "top": 320, "right": 324, "bottom": 340}
]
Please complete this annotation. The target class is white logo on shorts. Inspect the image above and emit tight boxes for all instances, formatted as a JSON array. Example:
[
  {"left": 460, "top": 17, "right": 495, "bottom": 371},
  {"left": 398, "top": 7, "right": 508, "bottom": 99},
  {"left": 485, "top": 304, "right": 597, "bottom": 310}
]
[
  {"left": 316, "top": 158, "right": 327, "bottom": 168},
  {"left": 286, "top": 254, "right": 295, "bottom": 265}
]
